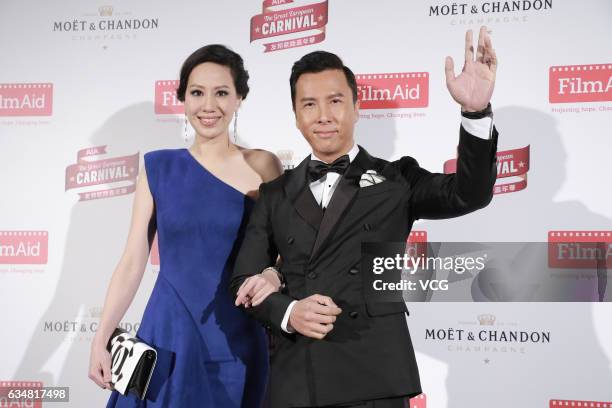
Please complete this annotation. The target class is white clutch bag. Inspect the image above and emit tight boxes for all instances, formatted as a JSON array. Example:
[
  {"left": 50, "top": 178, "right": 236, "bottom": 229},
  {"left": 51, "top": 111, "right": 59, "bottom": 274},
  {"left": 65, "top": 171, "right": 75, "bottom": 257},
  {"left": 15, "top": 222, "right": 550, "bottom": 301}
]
[{"left": 106, "top": 328, "right": 157, "bottom": 400}]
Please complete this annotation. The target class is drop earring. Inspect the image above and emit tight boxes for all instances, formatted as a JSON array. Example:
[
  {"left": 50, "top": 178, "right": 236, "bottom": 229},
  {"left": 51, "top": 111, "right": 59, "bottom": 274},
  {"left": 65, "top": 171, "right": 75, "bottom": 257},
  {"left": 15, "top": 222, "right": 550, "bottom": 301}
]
[
  {"left": 233, "top": 111, "right": 238, "bottom": 144},
  {"left": 183, "top": 115, "right": 189, "bottom": 143}
]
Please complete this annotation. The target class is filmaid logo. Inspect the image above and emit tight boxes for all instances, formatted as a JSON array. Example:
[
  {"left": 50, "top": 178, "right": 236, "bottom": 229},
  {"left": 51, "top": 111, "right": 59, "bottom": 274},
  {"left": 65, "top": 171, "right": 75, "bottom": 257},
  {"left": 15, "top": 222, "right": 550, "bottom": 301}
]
[
  {"left": 356, "top": 73, "right": 429, "bottom": 110},
  {"left": 155, "top": 80, "right": 183, "bottom": 115},
  {"left": 0, "top": 381, "right": 43, "bottom": 408},
  {"left": 550, "top": 400, "right": 612, "bottom": 408},
  {"left": 549, "top": 64, "right": 612, "bottom": 104},
  {"left": 0, "top": 231, "right": 48, "bottom": 265},
  {"left": 250, "top": 0, "right": 329, "bottom": 53},
  {"left": 548, "top": 231, "right": 612, "bottom": 269},
  {"left": 444, "top": 145, "right": 529, "bottom": 195},
  {"left": 0, "top": 83, "right": 53, "bottom": 116},
  {"left": 65, "top": 146, "right": 139, "bottom": 201}
]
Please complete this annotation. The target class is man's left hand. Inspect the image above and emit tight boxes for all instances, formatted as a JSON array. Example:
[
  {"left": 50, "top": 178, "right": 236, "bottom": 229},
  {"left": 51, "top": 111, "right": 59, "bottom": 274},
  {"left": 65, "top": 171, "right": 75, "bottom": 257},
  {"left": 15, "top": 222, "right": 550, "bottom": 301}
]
[{"left": 445, "top": 25, "right": 498, "bottom": 112}]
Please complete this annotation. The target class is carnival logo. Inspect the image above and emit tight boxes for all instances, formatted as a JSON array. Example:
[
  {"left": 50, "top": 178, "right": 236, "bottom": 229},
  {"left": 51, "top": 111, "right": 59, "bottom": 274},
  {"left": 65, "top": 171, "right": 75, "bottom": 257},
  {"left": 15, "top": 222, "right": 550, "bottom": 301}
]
[
  {"left": 549, "top": 64, "right": 612, "bottom": 103},
  {"left": 0, "top": 83, "right": 52, "bottom": 117},
  {"left": 410, "top": 394, "right": 427, "bottom": 408},
  {"left": 250, "top": 0, "right": 329, "bottom": 53},
  {"left": 444, "top": 145, "right": 529, "bottom": 195},
  {"left": 0, "top": 381, "right": 43, "bottom": 408},
  {"left": 356, "top": 73, "right": 429, "bottom": 110},
  {"left": 550, "top": 400, "right": 612, "bottom": 408},
  {"left": 0, "top": 231, "right": 48, "bottom": 265},
  {"left": 155, "top": 80, "right": 183, "bottom": 114},
  {"left": 548, "top": 231, "right": 612, "bottom": 269},
  {"left": 429, "top": 0, "right": 552, "bottom": 16},
  {"left": 65, "top": 146, "right": 139, "bottom": 201},
  {"left": 276, "top": 149, "right": 296, "bottom": 170}
]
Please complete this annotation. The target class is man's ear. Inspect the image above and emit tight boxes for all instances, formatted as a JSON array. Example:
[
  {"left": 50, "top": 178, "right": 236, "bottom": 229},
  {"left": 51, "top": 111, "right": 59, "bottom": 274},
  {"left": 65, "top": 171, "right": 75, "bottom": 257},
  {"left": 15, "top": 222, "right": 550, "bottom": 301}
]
[{"left": 353, "top": 99, "right": 360, "bottom": 124}]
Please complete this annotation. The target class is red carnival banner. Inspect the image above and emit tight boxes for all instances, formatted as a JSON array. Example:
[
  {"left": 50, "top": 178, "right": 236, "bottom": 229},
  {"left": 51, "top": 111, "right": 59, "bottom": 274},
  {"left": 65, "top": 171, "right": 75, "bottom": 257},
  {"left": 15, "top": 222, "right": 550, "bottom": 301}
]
[
  {"left": 444, "top": 145, "right": 530, "bottom": 195},
  {"left": 65, "top": 146, "right": 139, "bottom": 201},
  {"left": 250, "top": 0, "right": 329, "bottom": 53}
]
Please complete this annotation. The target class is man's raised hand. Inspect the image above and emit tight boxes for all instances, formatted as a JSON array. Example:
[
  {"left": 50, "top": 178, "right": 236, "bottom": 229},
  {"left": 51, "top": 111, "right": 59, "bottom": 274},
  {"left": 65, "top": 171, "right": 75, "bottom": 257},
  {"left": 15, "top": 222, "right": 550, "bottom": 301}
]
[{"left": 445, "top": 25, "right": 498, "bottom": 112}]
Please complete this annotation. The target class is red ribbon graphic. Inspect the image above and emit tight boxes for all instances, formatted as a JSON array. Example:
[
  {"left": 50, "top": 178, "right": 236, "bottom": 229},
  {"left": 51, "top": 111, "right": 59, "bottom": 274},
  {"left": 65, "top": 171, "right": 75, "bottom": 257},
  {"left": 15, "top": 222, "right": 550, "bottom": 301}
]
[
  {"left": 65, "top": 146, "right": 139, "bottom": 201},
  {"left": 250, "top": 0, "right": 328, "bottom": 53},
  {"left": 444, "top": 145, "right": 530, "bottom": 195}
]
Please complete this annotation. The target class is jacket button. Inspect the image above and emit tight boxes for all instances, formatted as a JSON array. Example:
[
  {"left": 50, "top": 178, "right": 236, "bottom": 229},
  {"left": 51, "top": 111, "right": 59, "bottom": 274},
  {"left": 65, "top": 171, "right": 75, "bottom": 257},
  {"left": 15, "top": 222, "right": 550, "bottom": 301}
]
[
  {"left": 363, "top": 223, "right": 371, "bottom": 231},
  {"left": 349, "top": 311, "right": 359, "bottom": 319},
  {"left": 349, "top": 267, "right": 359, "bottom": 275},
  {"left": 307, "top": 271, "right": 318, "bottom": 280},
  {"left": 287, "top": 236, "right": 294, "bottom": 244}
]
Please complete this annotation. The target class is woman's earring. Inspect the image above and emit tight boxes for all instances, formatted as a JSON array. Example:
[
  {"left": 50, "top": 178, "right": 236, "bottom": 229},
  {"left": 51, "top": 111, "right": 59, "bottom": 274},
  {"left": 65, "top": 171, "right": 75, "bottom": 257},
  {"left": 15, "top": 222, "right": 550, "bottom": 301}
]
[
  {"left": 183, "top": 115, "right": 189, "bottom": 143},
  {"left": 233, "top": 111, "right": 238, "bottom": 144}
]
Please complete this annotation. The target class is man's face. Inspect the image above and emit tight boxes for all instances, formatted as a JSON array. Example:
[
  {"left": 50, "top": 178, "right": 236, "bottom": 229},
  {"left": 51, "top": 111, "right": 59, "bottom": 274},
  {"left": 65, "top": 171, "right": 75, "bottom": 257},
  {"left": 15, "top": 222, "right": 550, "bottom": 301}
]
[{"left": 294, "top": 69, "right": 359, "bottom": 162}]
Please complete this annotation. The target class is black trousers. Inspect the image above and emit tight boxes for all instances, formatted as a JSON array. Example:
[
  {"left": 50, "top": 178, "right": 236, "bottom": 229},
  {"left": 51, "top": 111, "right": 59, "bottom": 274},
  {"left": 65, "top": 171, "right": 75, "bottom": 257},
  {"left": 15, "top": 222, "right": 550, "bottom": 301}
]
[{"left": 314, "top": 395, "right": 411, "bottom": 408}]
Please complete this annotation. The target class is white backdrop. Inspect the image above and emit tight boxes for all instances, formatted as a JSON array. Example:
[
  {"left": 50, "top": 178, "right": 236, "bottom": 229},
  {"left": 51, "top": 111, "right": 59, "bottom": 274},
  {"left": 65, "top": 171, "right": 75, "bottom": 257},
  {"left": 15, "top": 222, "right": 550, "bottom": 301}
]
[{"left": 1, "top": 0, "right": 611, "bottom": 407}]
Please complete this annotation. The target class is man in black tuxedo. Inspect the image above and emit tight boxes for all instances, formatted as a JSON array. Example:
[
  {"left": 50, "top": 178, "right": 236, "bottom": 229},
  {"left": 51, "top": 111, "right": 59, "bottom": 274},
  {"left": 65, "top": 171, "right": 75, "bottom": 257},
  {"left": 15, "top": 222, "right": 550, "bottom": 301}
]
[{"left": 232, "top": 26, "right": 499, "bottom": 407}]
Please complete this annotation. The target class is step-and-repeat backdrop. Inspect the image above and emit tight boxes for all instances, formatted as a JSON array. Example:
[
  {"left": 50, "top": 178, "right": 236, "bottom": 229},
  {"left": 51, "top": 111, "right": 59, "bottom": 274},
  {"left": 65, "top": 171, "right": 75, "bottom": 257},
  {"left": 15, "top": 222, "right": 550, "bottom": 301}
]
[{"left": 1, "top": 1, "right": 611, "bottom": 407}]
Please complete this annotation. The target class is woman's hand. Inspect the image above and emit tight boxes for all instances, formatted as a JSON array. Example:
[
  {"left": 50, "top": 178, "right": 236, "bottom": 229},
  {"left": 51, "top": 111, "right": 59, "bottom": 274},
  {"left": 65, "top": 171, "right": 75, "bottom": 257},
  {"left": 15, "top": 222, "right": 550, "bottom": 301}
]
[
  {"left": 235, "top": 268, "right": 282, "bottom": 308},
  {"left": 88, "top": 336, "right": 113, "bottom": 390}
]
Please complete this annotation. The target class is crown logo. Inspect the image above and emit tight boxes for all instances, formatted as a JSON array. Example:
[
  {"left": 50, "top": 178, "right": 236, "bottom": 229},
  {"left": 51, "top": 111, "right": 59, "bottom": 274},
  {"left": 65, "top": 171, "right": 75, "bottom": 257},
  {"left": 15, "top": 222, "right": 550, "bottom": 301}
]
[
  {"left": 276, "top": 150, "right": 295, "bottom": 170},
  {"left": 89, "top": 306, "right": 103, "bottom": 318},
  {"left": 98, "top": 5, "right": 114, "bottom": 16},
  {"left": 477, "top": 314, "right": 496, "bottom": 326}
]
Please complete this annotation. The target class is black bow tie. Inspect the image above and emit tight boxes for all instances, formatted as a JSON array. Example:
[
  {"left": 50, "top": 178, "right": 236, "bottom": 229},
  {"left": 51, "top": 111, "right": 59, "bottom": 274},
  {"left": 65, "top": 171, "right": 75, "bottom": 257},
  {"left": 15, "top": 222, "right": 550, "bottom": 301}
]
[{"left": 308, "top": 155, "right": 350, "bottom": 182}]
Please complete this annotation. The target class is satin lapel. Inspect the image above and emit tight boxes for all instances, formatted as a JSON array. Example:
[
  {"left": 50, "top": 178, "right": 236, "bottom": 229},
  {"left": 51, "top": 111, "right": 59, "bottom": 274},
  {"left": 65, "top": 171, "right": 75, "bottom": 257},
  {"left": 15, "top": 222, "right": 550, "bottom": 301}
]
[
  {"left": 283, "top": 155, "right": 324, "bottom": 231},
  {"left": 309, "top": 146, "right": 377, "bottom": 261}
]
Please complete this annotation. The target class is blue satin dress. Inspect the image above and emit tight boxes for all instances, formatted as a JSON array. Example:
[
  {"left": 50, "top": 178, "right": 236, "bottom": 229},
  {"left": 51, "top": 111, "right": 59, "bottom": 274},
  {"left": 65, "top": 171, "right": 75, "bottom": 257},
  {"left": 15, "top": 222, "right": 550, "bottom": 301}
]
[{"left": 107, "top": 149, "right": 268, "bottom": 407}]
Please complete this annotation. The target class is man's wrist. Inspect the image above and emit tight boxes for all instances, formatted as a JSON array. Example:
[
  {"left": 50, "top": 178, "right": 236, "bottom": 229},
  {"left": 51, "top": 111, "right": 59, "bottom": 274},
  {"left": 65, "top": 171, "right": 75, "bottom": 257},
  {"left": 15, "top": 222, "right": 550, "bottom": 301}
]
[
  {"left": 461, "top": 102, "right": 493, "bottom": 118},
  {"left": 281, "top": 300, "right": 297, "bottom": 333}
]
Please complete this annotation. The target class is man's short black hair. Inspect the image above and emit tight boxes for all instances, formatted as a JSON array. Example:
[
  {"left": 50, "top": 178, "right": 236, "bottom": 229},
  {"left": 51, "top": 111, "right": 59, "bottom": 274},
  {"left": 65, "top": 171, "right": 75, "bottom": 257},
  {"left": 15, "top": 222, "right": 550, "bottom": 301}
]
[
  {"left": 176, "top": 44, "right": 249, "bottom": 102},
  {"left": 289, "top": 51, "right": 358, "bottom": 110}
]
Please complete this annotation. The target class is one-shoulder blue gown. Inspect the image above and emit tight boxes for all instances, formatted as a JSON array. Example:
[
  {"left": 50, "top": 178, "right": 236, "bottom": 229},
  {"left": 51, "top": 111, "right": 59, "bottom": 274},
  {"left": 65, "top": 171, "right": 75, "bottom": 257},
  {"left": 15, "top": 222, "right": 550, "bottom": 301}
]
[{"left": 107, "top": 149, "right": 268, "bottom": 407}]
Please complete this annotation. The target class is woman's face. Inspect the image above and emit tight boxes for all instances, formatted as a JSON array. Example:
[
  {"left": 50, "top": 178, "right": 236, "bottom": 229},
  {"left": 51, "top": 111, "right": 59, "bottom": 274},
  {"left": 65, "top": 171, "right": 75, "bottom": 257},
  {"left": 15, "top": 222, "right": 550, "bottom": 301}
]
[{"left": 184, "top": 62, "right": 241, "bottom": 141}]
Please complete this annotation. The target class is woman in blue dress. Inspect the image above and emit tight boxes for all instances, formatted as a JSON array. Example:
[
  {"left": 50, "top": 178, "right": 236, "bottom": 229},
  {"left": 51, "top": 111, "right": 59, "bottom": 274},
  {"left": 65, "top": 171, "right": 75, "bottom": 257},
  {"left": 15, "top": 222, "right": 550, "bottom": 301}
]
[{"left": 88, "top": 44, "right": 283, "bottom": 407}]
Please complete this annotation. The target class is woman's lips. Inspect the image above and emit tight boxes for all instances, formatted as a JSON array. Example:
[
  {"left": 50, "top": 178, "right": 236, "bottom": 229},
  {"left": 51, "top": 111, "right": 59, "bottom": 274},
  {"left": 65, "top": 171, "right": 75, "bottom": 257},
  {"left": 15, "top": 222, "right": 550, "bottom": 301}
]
[{"left": 198, "top": 116, "right": 221, "bottom": 127}]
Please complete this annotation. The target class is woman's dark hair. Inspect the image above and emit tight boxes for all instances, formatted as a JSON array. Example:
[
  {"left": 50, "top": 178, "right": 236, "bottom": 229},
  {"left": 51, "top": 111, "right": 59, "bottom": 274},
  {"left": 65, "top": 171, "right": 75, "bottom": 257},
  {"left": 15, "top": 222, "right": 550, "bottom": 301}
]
[
  {"left": 176, "top": 44, "right": 250, "bottom": 102},
  {"left": 289, "top": 51, "right": 358, "bottom": 110}
]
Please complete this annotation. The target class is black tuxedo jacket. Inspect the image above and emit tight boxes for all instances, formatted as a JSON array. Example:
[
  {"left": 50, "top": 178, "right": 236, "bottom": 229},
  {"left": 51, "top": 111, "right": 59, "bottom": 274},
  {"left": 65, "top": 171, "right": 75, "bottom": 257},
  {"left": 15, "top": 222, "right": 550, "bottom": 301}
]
[{"left": 231, "top": 127, "right": 498, "bottom": 407}]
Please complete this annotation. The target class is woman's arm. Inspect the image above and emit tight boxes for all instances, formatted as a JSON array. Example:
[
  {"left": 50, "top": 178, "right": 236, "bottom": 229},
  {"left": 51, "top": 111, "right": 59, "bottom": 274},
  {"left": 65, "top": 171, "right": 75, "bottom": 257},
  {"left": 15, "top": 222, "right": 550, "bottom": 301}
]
[{"left": 88, "top": 167, "right": 155, "bottom": 389}]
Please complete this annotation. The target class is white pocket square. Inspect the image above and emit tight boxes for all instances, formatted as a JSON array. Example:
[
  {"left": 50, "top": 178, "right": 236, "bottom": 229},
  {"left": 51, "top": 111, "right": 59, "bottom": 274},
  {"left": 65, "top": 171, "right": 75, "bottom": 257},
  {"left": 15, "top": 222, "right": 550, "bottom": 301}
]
[{"left": 359, "top": 170, "right": 386, "bottom": 187}]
